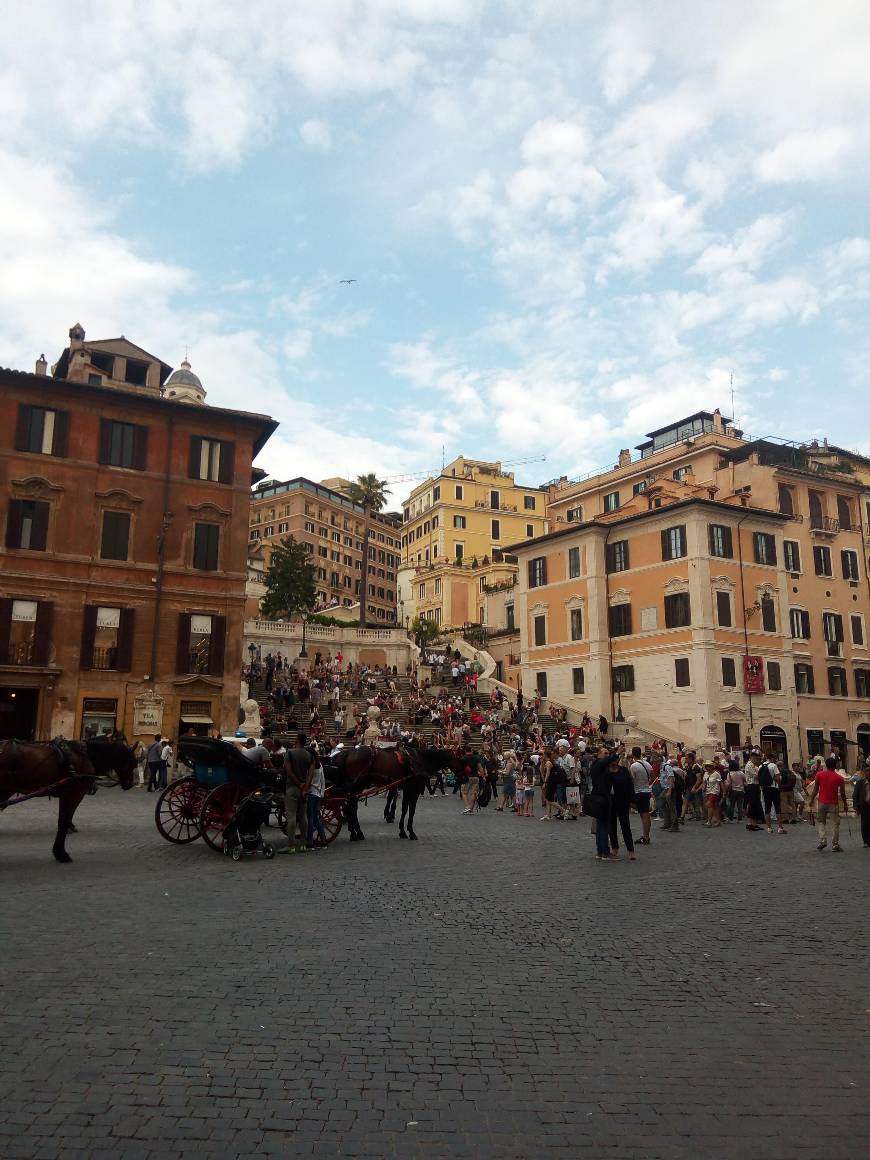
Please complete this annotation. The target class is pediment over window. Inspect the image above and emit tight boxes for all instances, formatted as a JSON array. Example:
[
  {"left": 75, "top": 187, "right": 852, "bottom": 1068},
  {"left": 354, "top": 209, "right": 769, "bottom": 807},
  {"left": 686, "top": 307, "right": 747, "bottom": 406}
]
[
  {"left": 711, "top": 575, "right": 736, "bottom": 591},
  {"left": 529, "top": 601, "right": 549, "bottom": 616},
  {"left": 609, "top": 588, "right": 631, "bottom": 606},
  {"left": 756, "top": 582, "right": 778, "bottom": 599},
  {"left": 95, "top": 488, "right": 143, "bottom": 507},
  {"left": 11, "top": 475, "right": 63, "bottom": 498},
  {"left": 565, "top": 594, "right": 585, "bottom": 610},
  {"left": 664, "top": 576, "right": 689, "bottom": 594},
  {"left": 188, "top": 501, "right": 231, "bottom": 519}
]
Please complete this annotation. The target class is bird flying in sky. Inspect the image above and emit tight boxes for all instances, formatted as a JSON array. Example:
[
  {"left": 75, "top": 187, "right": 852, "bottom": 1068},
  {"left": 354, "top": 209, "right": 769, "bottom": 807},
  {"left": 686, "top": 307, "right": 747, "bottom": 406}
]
[{"left": 339, "top": 278, "right": 356, "bottom": 284}]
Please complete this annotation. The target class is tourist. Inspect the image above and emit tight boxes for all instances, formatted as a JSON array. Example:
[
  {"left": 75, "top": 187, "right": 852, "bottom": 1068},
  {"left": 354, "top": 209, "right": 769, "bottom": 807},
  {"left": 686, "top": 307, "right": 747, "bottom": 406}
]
[
  {"left": 145, "top": 733, "right": 162, "bottom": 793},
  {"left": 779, "top": 762, "right": 797, "bottom": 825},
  {"left": 522, "top": 760, "right": 536, "bottom": 817},
  {"left": 744, "top": 750, "right": 764, "bottom": 831},
  {"left": 462, "top": 748, "right": 480, "bottom": 814},
  {"left": 807, "top": 756, "right": 847, "bottom": 853},
  {"left": 587, "top": 748, "right": 615, "bottom": 860},
  {"left": 683, "top": 751, "right": 704, "bottom": 821},
  {"left": 304, "top": 751, "right": 328, "bottom": 850},
  {"left": 853, "top": 762, "right": 870, "bottom": 847},
  {"left": 158, "top": 737, "right": 173, "bottom": 789},
  {"left": 725, "top": 760, "right": 745, "bottom": 821},
  {"left": 499, "top": 751, "right": 517, "bottom": 811},
  {"left": 283, "top": 734, "right": 312, "bottom": 852},
  {"left": 629, "top": 746, "right": 654, "bottom": 844},
  {"left": 701, "top": 760, "right": 722, "bottom": 827},
  {"left": 759, "top": 755, "right": 785, "bottom": 835},
  {"left": 514, "top": 768, "right": 526, "bottom": 816},
  {"left": 608, "top": 753, "right": 636, "bottom": 860},
  {"left": 658, "top": 756, "right": 680, "bottom": 833}
]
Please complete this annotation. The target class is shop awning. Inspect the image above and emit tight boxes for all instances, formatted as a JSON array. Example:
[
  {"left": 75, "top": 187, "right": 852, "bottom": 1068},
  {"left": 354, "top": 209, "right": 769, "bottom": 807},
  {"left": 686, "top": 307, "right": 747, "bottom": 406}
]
[{"left": 181, "top": 715, "right": 214, "bottom": 724}]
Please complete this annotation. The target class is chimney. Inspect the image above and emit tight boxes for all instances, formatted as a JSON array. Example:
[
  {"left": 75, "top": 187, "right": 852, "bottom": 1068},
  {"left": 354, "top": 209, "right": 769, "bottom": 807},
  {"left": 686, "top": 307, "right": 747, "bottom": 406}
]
[
  {"left": 712, "top": 408, "right": 723, "bottom": 432},
  {"left": 35, "top": 353, "right": 47, "bottom": 376},
  {"left": 617, "top": 448, "right": 631, "bottom": 468},
  {"left": 68, "top": 322, "right": 85, "bottom": 350}
]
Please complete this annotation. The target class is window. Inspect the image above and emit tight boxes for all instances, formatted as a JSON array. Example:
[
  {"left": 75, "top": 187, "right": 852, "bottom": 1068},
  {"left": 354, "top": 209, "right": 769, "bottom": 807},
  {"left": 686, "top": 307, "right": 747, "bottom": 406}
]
[
  {"left": 808, "top": 490, "right": 824, "bottom": 529},
  {"left": 674, "top": 658, "right": 690, "bottom": 687},
  {"left": 841, "top": 549, "right": 859, "bottom": 582},
  {"left": 603, "top": 491, "right": 620, "bottom": 513},
  {"left": 453, "top": 515, "right": 466, "bottom": 529},
  {"left": 813, "top": 545, "right": 832, "bottom": 576},
  {"left": 305, "top": 521, "right": 315, "bottom": 534},
  {"left": 318, "top": 545, "right": 328, "bottom": 558},
  {"left": 570, "top": 607, "right": 583, "bottom": 641},
  {"left": 178, "top": 612, "right": 226, "bottom": 676},
  {"left": 279, "top": 522, "right": 288, "bottom": 534},
  {"left": 524, "top": 495, "right": 536, "bottom": 510},
  {"left": 761, "top": 594, "right": 777, "bottom": 633},
  {"left": 454, "top": 484, "right": 463, "bottom": 500},
  {"left": 836, "top": 495, "right": 852, "bottom": 530},
  {"left": 715, "top": 590, "right": 732, "bottom": 627},
  {"left": 566, "top": 506, "right": 583, "bottom": 522},
  {"left": 855, "top": 668, "right": 870, "bottom": 698},
  {"left": 2, "top": 598, "right": 54, "bottom": 667},
  {"left": 721, "top": 657, "right": 736, "bottom": 687},
  {"left": 454, "top": 542, "right": 464, "bottom": 560},
  {"left": 434, "top": 577, "right": 442, "bottom": 596},
  {"left": 193, "top": 523, "right": 220, "bottom": 571},
  {"left": 572, "top": 667, "right": 585, "bottom": 694},
  {"left": 5, "top": 499, "right": 49, "bottom": 551},
  {"left": 777, "top": 484, "right": 795, "bottom": 516},
  {"left": 189, "top": 436, "right": 234, "bottom": 483},
  {"left": 612, "top": 665, "right": 635, "bottom": 692},
  {"left": 632, "top": 480, "right": 648, "bottom": 495},
  {"left": 100, "top": 511, "right": 130, "bottom": 561},
  {"left": 432, "top": 607, "right": 441, "bottom": 625},
  {"left": 265, "top": 526, "right": 275, "bottom": 538},
  {"left": 827, "top": 667, "right": 848, "bottom": 697},
  {"left": 606, "top": 540, "right": 629, "bottom": 572},
  {"left": 790, "top": 608, "right": 811, "bottom": 639},
  {"left": 783, "top": 540, "right": 801, "bottom": 573},
  {"left": 90, "top": 351, "right": 114, "bottom": 376},
  {"left": 15, "top": 405, "right": 68, "bottom": 457},
  {"left": 661, "top": 525, "right": 687, "bottom": 560},
  {"left": 533, "top": 615, "right": 547, "bottom": 646},
  {"left": 568, "top": 546, "right": 581, "bottom": 578},
  {"left": 794, "top": 662, "right": 815, "bottom": 695},
  {"left": 479, "top": 576, "right": 487, "bottom": 593},
  {"left": 526, "top": 524, "right": 534, "bottom": 537},
  {"left": 535, "top": 671, "right": 548, "bottom": 697},
  {"left": 124, "top": 358, "right": 148, "bottom": 386},
  {"left": 491, "top": 519, "right": 500, "bottom": 540},
  {"left": 664, "top": 592, "right": 691, "bottom": 628},
  {"left": 505, "top": 603, "right": 515, "bottom": 631},
  {"left": 609, "top": 603, "right": 632, "bottom": 636},
  {"left": 851, "top": 614, "right": 864, "bottom": 646},
  {"left": 823, "top": 611, "right": 844, "bottom": 655},
  {"left": 708, "top": 524, "right": 733, "bottom": 558},
  {"left": 432, "top": 485, "right": 440, "bottom": 501},
  {"left": 753, "top": 532, "right": 777, "bottom": 566},
  {"left": 99, "top": 419, "right": 147, "bottom": 470},
  {"left": 672, "top": 466, "right": 690, "bottom": 482},
  {"left": 528, "top": 557, "right": 547, "bottom": 588},
  {"left": 80, "top": 605, "right": 134, "bottom": 671},
  {"left": 418, "top": 583, "right": 426, "bottom": 600},
  {"left": 490, "top": 490, "right": 500, "bottom": 510},
  {"left": 767, "top": 661, "right": 782, "bottom": 691}
]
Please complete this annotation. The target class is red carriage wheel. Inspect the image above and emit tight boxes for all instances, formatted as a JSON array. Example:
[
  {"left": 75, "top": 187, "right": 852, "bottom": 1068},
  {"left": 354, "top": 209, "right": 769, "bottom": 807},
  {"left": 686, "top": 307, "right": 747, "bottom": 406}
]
[
  {"left": 319, "top": 797, "right": 344, "bottom": 845},
  {"left": 155, "top": 777, "right": 208, "bottom": 844},
  {"left": 199, "top": 783, "right": 246, "bottom": 852}
]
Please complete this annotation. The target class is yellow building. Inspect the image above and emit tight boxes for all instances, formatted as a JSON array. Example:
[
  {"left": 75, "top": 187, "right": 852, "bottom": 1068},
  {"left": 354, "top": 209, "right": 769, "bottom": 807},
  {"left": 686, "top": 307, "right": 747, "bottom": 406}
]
[{"left": 399, "top": 457, "right": 548, "bottom": 629}]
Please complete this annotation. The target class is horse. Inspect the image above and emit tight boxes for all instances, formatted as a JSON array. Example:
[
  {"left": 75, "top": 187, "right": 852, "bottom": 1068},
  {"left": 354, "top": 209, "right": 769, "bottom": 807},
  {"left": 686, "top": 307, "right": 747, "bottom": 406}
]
[
  {"left": 0, "top": 737, "right": 137, "bottom": 862},
  {"left": 327, "top": 744, "right": 430, "bottom": 841}
]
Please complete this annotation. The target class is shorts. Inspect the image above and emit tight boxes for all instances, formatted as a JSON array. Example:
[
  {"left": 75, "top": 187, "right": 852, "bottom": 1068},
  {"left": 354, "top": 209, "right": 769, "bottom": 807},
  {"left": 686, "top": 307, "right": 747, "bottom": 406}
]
[
  {"left": 525, "top": 788, "right": 535, "bottom": 801},
  {"left": 705, "top": 793, "right": 719, "bottom": 808},
  {"left": 465, "top": 777, "right": 479, "bottom": 795},
  {"left": 634, "top": 792, "right": 651, "bottom": 814}
]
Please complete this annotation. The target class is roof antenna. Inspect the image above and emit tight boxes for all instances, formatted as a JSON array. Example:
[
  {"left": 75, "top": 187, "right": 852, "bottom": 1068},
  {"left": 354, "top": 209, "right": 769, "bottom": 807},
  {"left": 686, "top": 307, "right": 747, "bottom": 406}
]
[{"left": 730, "top": 371, "right": 736, "bottom": 428}]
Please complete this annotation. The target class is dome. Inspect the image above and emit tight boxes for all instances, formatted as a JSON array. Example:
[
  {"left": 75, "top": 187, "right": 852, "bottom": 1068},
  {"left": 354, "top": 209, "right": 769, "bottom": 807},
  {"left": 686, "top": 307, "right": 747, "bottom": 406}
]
[{"left": 164, "top": 358, "right": 206, "bottom": 404}]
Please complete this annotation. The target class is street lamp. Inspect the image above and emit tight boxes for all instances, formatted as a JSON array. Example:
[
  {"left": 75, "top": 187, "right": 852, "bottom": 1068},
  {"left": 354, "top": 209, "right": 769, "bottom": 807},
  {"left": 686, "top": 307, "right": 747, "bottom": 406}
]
[
  {"left": 248, "top": 642, "right": 256, "bottom": 666},
  {"left": 615, "top": 684, "right": 625, "bottom": 723},
  {"left": 299, "top": 611, "right": 309, "bottom": 660}
]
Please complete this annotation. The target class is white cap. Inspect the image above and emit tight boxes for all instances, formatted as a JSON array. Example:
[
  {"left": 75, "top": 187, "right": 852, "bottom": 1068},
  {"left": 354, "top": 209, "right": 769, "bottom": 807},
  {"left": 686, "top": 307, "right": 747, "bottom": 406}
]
[{"left": 556, "top": 738, "right": 569, "bottom": 748}]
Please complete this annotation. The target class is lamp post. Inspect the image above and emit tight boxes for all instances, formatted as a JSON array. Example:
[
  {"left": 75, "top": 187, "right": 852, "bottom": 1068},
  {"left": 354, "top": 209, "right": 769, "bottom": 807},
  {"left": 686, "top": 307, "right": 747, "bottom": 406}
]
[
  {"left": 248, "top": 642, "right": 256, "bottom": 667},
  {"left": 615, "top": 685, "right": 625, "bottom": 723},
  {"left": 299, "top": 611, "right": 309, "bottom": 660}
]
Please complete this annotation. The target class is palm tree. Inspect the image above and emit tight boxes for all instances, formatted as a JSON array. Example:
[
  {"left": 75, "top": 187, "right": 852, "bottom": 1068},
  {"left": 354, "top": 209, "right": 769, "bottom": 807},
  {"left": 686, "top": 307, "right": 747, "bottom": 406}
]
[{"left": 346, "top": 473, "right": 389, "bottom": 627}]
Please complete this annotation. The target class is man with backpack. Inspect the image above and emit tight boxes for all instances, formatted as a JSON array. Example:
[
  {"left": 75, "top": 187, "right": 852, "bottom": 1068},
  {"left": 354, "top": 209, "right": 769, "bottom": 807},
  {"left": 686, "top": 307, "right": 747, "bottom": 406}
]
[
  {"left": 759, "top": 755, "right": 785, "bottom": 834},
  {"left": 629, "top": 746, "right": 654, "bottom": 844}
]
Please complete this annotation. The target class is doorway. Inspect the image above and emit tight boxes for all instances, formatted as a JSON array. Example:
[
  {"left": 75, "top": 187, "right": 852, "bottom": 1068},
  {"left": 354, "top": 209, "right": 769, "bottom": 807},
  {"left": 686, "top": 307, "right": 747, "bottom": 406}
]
[
  {"left": 759, "top": 724, "right": 788, "bottom": 766},
  {"left": 0, "top": 687, "right": 40, "bottom": 741},
  {"left": 857, "top": 726, "right": 870, "bottom": 762}
]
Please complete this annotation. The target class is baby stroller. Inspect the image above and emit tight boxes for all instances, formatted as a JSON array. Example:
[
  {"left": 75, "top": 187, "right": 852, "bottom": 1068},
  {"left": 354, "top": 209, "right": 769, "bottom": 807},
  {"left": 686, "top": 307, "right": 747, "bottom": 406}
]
[{"left": 222, "top": 791, "right": 276, "bottom": 861}]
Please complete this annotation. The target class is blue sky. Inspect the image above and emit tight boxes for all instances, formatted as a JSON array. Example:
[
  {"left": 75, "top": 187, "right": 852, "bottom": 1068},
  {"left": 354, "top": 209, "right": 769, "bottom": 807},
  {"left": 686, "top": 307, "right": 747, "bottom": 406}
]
[{"left": 1, "top": 1, "right": 868, "bottom": 500}]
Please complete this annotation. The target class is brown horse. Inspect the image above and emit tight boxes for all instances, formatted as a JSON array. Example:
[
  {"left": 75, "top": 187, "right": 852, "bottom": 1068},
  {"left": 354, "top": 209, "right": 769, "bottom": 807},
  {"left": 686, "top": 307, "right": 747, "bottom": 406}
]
[
  {"left": 0, "top": 738, "right": 137, "bottom": 862},
  {"left": 329, "top": 745, "right": 428, "bottom": 840}
]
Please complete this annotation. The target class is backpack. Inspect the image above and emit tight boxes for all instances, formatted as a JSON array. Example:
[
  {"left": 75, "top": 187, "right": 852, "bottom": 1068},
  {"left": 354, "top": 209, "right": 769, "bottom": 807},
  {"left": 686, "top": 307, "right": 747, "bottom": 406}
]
[{"left": 476, "top": 780, "right": 491, "bottom": 808}]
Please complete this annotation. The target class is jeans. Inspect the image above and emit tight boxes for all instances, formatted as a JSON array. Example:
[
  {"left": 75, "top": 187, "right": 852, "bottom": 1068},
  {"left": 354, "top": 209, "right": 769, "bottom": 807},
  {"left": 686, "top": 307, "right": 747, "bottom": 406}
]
[
  {"left": 816, "top": 802, "right": 840, "bottom": 846},
  {"left": 609, "top": 803, "right": 634, "bottom": 852},
  {"left": 284, "top": 785, "right": 307, "bottom": 843},
  {"left": 728, "top": 790, "right": 745, "bottom": 820},
  {"left": 651, "top": 781, "right": 663, "bottom": 817},
  {"left": 659, "top": 793, "right": 678, "bottom": 830},
  {"left": 306, "top": 794, "right": 327, "bottom": 845},
  {"left": 745, "top": 783, "right": 763, "bottom": 824},
  {"left": 147, "top": 761, "right": 161, "bottom": 791},
  {"left": 860, "top": 803, "right": 870, "bottom": 846},
  {"left": 595, "top": 806, "right": 612, "bottom": 856}
]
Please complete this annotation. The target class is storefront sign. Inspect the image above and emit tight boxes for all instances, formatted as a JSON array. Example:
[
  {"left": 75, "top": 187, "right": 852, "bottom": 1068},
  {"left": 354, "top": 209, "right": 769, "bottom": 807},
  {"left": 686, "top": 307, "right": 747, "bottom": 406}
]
[
  {"left": 133, "top": 691, "right": 164, "bottom": 735},
  {"left": 743, "top": 655, "right": 765, "bottom": 694}
]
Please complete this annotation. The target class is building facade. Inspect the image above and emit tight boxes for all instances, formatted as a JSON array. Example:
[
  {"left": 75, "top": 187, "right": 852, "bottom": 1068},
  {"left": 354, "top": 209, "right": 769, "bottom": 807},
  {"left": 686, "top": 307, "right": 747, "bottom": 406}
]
[
  {"left": 249, "top": 478, "right": 401, "bottom": 622},
  {"left": 0, "top": 325, "right": 275, "bottom": 743},
  {"left": 507, "top": 412, "right": 870, "bottom": 767},
  {"left": 399, "top": 457, "right": 548, "bottom": 629}
]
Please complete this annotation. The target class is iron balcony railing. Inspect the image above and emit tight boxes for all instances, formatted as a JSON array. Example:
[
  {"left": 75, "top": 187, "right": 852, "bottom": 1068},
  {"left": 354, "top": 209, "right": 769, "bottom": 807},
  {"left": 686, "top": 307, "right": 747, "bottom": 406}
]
[
  {"left": 6, "top": 641, "right": 34, "bottom": 666},
  {"left": 810, "top": 515, "right": 840, "bottom": 533}
]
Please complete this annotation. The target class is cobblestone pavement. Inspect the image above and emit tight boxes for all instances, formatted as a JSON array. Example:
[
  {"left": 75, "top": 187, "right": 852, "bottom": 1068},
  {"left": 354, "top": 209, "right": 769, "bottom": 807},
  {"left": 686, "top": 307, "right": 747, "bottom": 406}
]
[{"left": 2, "top": 785, "right": 869, "bottom": 1160}]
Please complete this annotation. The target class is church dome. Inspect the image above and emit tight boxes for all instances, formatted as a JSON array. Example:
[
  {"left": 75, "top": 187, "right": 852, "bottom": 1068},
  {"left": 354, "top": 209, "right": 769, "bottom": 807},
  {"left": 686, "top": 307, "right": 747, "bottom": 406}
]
[{"left": 164, "top": 358, "right": 206, "bottom": 404}]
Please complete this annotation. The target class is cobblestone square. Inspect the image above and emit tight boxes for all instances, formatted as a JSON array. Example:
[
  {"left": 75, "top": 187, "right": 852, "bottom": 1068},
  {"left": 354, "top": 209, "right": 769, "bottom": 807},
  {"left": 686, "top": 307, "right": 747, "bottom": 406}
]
[{"left": 2, "top": 788, "right": 869, "bottom": 1159}]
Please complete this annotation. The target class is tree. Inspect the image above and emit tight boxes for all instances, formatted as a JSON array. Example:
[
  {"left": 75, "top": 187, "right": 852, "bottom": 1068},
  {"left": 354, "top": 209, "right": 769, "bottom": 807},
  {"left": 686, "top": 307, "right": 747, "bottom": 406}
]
[
  {"left": 410, "top": 615, "right": 441, "bottom": 650},
  {"left": 260, "top": 536, "right": 316, "bottom": 619},
  {"left": 345, "top": 473, "right": 389, "bottom": 627}
]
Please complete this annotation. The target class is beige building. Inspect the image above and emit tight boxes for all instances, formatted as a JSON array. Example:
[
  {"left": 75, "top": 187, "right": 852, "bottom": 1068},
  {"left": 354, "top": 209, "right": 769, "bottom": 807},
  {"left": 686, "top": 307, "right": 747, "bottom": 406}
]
[
  {"left": 249, "top": 478, "right": 401, "bottom": 623},
  {"left": 399, "top": 456, "right": 548, "bottom": 630},
  {"left": 505, "top": 411, "right": 870, "bottom": 767}
]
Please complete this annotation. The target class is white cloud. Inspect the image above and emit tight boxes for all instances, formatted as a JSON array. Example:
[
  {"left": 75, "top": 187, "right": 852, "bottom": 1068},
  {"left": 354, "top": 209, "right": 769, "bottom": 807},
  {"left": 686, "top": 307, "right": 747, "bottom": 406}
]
[
  {"left": 755, "top": 127, "right": 852, "bottom": 184},
  {"left": 300, "top": 118, "right": 333, "bottom": 150}
]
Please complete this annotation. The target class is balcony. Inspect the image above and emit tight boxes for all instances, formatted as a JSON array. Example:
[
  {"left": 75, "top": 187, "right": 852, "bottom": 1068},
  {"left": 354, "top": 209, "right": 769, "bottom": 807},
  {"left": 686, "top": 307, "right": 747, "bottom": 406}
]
[
  {"left": 810, "top": 516, "right": 840, "bottom": 536},
  {"left": 6, "top": 641, "right": 34, "bottom": 666}
]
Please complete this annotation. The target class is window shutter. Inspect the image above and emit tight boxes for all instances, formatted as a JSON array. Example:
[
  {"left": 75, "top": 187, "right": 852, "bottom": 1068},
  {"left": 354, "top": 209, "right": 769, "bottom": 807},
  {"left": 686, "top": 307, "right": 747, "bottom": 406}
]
[
  {"left": 723, "top": 526, "right": 732, "bottom": 556},
  {"left": 188, "top": 436, "right": 203, "bottom": 480},
  {"left": 33, "top": 601, "right": 54, "bottom": 666},
  {"left": 5, "top": 500, "right": 23, "bottom": 548},
  {"left": 51, "top": 410, "right": 69, "bottom": 457},
  {"left": 0, "top": 598, "right": 12, "bottom": 661},
  {"left": 80, "top": 605, "right": 98, "bottom": 670},
  {"left": 661, "top": 529, "right": 669, "bottom": 559},
  {"left": 218, "top": 441, "right": 235, "bottom": 485},
  {"left": 132, "top": 425, "right": 148, "bottom": 471},
  {"left": 98, "top": 419, "right": 111, "bottom": 464},
  {"left": 176, "top": 613, "right": 192, "bottom": 674},
  {"left": 15, "top": 405, "right": 33, "bottom": 451},
  {"left": 834, "top": 614, "right": 844, "bottom": 642},
  {"left": 30, "top": 502, "right": 49, "bottom": 551},
  {"left": 841, "top": 550, "right": 851, "bottom": 579},
  {"left": 208, "top": 615, "right": 227, "bottom": 676},
  {"left": 116, "top": 608, "right": 135, "bottom": 671}
]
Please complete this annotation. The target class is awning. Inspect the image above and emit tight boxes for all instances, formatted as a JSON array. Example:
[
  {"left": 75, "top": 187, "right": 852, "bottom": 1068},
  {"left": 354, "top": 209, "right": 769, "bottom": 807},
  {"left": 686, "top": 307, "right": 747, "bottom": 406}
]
[{"left": 181, "top": 715, "right": 214, "bottom": 724}]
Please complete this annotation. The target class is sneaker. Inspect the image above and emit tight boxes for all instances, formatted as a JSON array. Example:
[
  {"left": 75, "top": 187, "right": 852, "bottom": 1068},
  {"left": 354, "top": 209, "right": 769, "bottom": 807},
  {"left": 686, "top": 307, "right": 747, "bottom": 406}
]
[
  {"left": 463, "top": 808, "right": 472, "bottom": 814},
  {"left": 540, "top": 816, "right": 550, "bottom": 821},
  {"left": 816, "top": 841, "right": 827, "bottom": 850},
  {"left": 777, "top": 827, "right": 786, "bottom": 835},
  {"left": 832, "top": 845, "right": 844, "bottom": 853}
]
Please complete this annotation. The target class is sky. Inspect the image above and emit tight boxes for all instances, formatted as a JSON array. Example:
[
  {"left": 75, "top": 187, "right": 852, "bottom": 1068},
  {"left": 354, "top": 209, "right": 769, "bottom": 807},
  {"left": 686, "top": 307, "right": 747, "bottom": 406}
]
[{"left": 1, "top": 1, "right": 868, "bottom": 501}]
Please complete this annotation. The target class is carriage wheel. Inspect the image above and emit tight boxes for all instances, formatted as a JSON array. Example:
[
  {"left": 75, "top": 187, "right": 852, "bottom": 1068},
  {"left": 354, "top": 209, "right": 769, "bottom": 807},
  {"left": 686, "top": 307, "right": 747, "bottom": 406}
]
[
  {"left": 319, "top": 797, "right": 344, "bottom": 845},
  {"left": 199, "top": 783, "right": 246, "bottom": 852},
  {"left": 154, "top": 777, "right": 208, "bottom": 844}
]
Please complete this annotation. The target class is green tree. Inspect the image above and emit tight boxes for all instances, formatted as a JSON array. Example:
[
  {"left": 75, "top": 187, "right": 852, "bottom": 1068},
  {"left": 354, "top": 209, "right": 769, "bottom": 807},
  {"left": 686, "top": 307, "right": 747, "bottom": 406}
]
[
  {"left": 260, "top": 536, "right": 316, "bottom": 619},
  {"left": 410, "top": 615, "right": 441, "bottom": 650},
  {"left": 345, "top": 473, "right": 389, "bottom": 627}
]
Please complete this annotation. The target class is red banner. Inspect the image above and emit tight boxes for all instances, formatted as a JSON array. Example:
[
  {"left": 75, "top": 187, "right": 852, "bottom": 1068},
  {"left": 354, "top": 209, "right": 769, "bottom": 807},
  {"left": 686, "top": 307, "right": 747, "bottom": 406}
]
[{"left": 743, "top": 655, "right": 765, "bottom": 694}]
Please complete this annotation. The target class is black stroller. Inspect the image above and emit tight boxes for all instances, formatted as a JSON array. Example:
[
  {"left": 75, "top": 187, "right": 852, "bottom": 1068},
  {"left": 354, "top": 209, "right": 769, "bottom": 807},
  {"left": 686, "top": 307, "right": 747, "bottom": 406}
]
[{"left": 222, "top": 791, "right": 276, "bottom": 861}]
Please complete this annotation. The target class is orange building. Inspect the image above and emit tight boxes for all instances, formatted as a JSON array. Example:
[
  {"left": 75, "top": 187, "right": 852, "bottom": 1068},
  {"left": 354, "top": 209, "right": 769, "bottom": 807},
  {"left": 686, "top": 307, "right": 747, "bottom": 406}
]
[
  {"left": 1, "top": 324, "right": 275, "bottom": 742},
  {"left": 506, "top": 411, "right": 870, "bottom": 767}
]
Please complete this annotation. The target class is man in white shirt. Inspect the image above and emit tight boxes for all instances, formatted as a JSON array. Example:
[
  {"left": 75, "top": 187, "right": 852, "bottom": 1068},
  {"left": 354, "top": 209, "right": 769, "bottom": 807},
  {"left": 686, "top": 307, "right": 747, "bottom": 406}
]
[{"left": 629, "top": 746, "right": 654, "bottom": 844}]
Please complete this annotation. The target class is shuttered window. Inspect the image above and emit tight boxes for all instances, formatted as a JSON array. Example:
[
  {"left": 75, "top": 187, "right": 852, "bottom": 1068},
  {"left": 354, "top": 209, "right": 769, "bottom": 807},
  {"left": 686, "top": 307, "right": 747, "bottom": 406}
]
[
  {"left": 606, "top": 540, "right": 629, "bottom": 572},
  {"left": 5, "top": 499, "right": 49, "bottom": 551},
  {"left": 188, "top": 436, "right": 235, "bottom": 483},
  {"left": 664, "top": 592, "right": 691, "bottom": 628},
  {"left": 708, "top": 524, "right": 733, "bottom": 558},
  {"left": 715, "top": 591, "right": 732, "bottom": 627},
  {"left": 193, "top": 523, "right": 220, "bottom": 571},
  {"left": 661, "top": 526, "right": 687, "bottom": 560},
  {"left": 570, "top": 607, "right": 583, "bottom": 641},
  {"left": 608, "top": 603, "right": 632, "bottom": 636},
  {"left": 99, "top": 420, "right": 148, "bottom": 470},
  {"left": 721, "top": 657, "right": 736, "bottom": 686},
  {"left": 100, "top": 511, "right": 131, "bottom": 561},
  {"left": 674, "top": 658, "right": 690, "bottom": 687},
  {"left": 15, "top": 405, "right": 69, "bottom": 457}
]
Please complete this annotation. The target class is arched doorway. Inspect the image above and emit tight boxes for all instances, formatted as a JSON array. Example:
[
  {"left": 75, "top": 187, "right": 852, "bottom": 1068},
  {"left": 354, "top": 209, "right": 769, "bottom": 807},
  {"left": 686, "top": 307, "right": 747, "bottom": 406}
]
[
  {"left": 857, "top": 724, "right": 870, "bottom": 762},
  {"left": 760, "top": 725, "right": 788, "bottom": 765}
]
